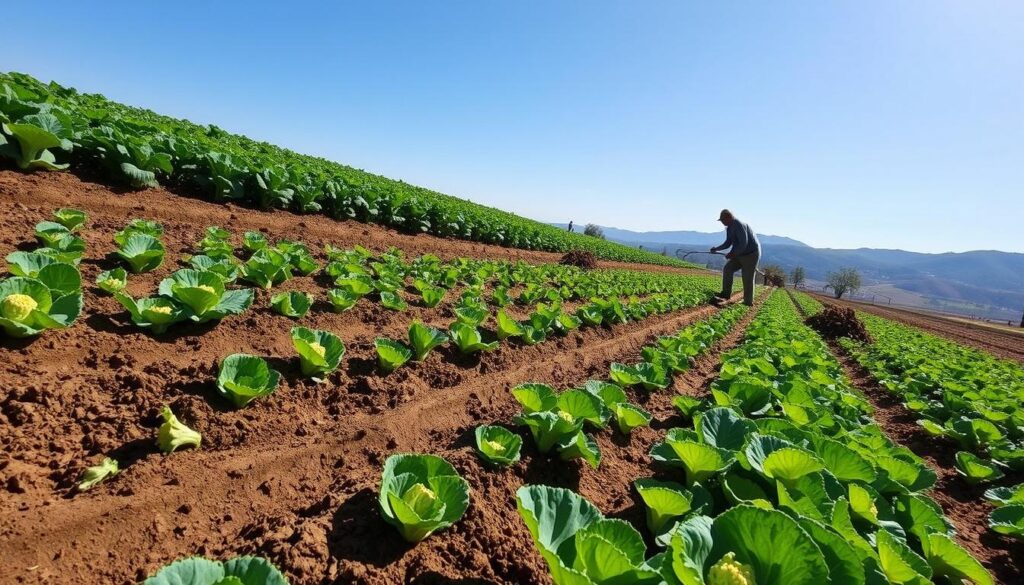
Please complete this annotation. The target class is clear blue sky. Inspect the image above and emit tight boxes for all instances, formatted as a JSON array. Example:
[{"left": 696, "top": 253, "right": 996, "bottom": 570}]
[{"left": 8, "top": 1, "right": 1022, "bottom": 253}]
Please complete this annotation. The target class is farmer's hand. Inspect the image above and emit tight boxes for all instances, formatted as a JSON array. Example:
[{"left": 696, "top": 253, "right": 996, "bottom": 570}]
[{"left": 725, "top": 252, "right": 735, "bottom": 259}]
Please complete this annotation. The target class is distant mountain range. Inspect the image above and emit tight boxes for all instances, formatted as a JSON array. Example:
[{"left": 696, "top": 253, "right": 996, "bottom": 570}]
[{"left": 552, "top": 224, "right": 1024, "bottom": 321}]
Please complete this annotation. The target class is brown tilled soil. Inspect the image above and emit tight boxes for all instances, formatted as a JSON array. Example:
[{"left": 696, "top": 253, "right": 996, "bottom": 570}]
[
  {"left": 786, "top": 295, "right": 1023, "bottom": 584},
  {"left": 0, "top": 170, "right": 735, "bottom": 584},
  {"left": 819, "top": 294, "right": 1024, "bottom": 364}
]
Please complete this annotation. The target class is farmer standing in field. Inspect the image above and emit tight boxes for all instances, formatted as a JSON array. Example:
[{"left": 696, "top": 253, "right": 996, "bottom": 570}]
[{"left": 710, "top": 209, "right": 761, "bottom": 306}]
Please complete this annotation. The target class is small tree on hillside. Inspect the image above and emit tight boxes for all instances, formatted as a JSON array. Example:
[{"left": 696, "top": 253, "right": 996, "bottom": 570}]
[
  {"left": 762, "top": 264, "right": 786, "bottom": 287},
  {"left": 825, "top": 267, "right": 862, "bottom": 299},
  {"left": 790, "top": 266, "right": 806, "bottom": 288},
  {"left": 583, "top": 224, "right": 605, "bottom": 239}
]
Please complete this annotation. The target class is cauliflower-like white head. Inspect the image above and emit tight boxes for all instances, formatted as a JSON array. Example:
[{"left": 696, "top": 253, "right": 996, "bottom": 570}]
[
  {"left": 1, "top": 293, "right": 38, "bottom": 322},
  {"left": 101, "top": 277, "right": 125, "bottom": 291},
  {"left": 309, "top": 341, "right": 327, "bottom": 360},
  {"left": 708, "top": 552, "right": 756, "bottom": 585}
]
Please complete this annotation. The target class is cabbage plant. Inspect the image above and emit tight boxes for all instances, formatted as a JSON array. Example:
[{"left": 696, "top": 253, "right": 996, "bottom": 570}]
[
  {"left": 448, "top": 322, "right": 498, "bottom": 354},
  {"left": 34, "top": 221, "right": 72, "bottom": 247},
  {"left": 142, "top": 556, "right": 287, "bottom": 585},
  {"left": 114, "top": 219, "right": 163, "bottom": 245},
  {"left": 664, "top": 505, "right": 830, "bottom": 585},
  {"left": 375, "top": 338, "right": 412, "bottom": 373},
  {"left": 474, "top": 425, "right": 522, "bottom": 467},
  {"left": 117, "top": 233, "right": 165, "bottom": 273},
  {"left": 380, "top": 291, "right": 407, "bottom": 311},
  {"left": 650, "top": 427, "right": 736, "bottom": 486},
  {"left": 408, "top": 321, "right": 448, "bottom": 361},
  {"left": 158, "top": 269, "right": 253, "bottom": 323},
  {"left": 0, "top": 276, "right": 82, "bottom": 337},
  {"left": 270, "top": 290, "right": 312, "bottom": 318},
  {"left": 610, "top": 362, "right": 669, "bottom": 391},
  {"left": 495, "top": 309, "right": 524, "bottom": 340},
  {"left": 242, "top": 230, "right": 269, "bottom": 252},
  {"left": 217, "top": 354, "right": 281, "bottom": 408},
  {"left": 291, "top": 326, "right": 345, "bottom": 378},
  {"left": 52, "top": 208, "right": 87, "bottom": 231},
  {"left": 612, "top": 402, "right": 652, "bottom": 435},
  {"left": 1, "top": 113, "right": 72, "bottom": 170},
  {"left": 985, "top": 483, "right": 1024, "bottom": 507},
  {"left": 188, "top": 255, "right": 242, "bottom": 283},
  {"left": 418, "top": 284, "right": 445, "bottom": 308},
  {"left": 241, "top": 248, "right": 292, "bottom": 289},
  {"left": 115, "top": 293, "right": 187, "bottom": 333},
  {"left": 990, "top": 505, "right": 1024, "bottom": 539},
  {"left": 954, "top": 451, "right": 1004, "bottom": 485},
  {"left": 512, "top": 383, "right": 603, "bottom": 468},
  {"left": 327, "top": 288, "right": 360, "bottom": 312},
  {"left": 95, "top": 268, "right": 128, "bottom": 294},
  {"left": 35, "top": 233, "right": 85, "bottom": 265},
  {"left": 633, "top": 478, "right": 704, "bottom": 537},
  {"left": 516, "top": 485, "right": 665, "bottom": 585},
  {"left": 77, "top": 457, "right": 119, "bottom": 492},
  {"left": 454, "top": 305, "right": 488, "bottom": 326},
  {"left": 157, "top": 406, "right": 201, "bottom": 453},
  {"left": 6, "top": 251, "right": 56, "bottom": 278},
  {"left": 379, "top": 453, "right": 470, "bottom": 542}
]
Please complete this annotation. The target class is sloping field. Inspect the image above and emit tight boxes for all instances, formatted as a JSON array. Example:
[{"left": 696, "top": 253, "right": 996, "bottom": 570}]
[
  {"left": 1, "top": 69, "right": 1016, "bottom": 585},
  {"left": 1, "top": 171, "right": 731, "bottom": 583}
]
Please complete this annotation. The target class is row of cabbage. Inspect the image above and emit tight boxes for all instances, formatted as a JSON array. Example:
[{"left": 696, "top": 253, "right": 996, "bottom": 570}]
[
  {"left": 7, "top": 213, "right": 720, "bottom": 367},
  {"left": 0, "top": 208, "right": 85, "bottom": 336},
  {"left": 792, "top": 291, "right": 1024, "bottom": 543},
  {"left": 513, "top": 290, "right": 992, "bottom": 585},
  {"left": 132, "top": 279, "right": 754, "bottom": 583},
  {"left": 0, "top": 71, "right": 694, "bottom": 268},
  {"left": 843, "top": 314, "right": 1024, "bottom": 477}
]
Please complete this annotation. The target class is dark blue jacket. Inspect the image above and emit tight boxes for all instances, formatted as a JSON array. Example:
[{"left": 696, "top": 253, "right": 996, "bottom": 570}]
[{"left": 714, "top": 219, "right": 761, "bottom": 256}]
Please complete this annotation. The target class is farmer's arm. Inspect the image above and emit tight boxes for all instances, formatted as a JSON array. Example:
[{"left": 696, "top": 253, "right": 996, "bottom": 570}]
[{"left": 711, "top": 225, "right": 733, "bottom": 252}]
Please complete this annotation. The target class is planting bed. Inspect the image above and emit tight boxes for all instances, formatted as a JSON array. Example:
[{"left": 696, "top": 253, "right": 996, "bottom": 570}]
[
  {"left": 787, "top": 292, "right": 1024, "bottom": 584},
  {"left": 0, "top": 171, "right": 733, "bottom": 584}
]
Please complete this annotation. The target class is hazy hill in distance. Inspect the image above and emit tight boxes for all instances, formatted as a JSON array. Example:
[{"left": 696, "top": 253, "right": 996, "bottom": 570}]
[
  {"left": 551, "top": 224, "right": 808, "bottom": 248},
  {"left": 552, "top": 224, "right": 1024, "bottom": 321}
]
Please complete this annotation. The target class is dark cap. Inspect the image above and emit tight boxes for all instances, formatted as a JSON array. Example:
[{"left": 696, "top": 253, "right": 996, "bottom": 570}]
[{"left": 718, "top": 209, "right": 733, "bottom": 221}]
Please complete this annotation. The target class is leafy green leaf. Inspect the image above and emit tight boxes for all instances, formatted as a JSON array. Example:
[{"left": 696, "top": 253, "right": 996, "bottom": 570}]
[{"left": 216, "top": 354, "right": 281, "bottom": 408}]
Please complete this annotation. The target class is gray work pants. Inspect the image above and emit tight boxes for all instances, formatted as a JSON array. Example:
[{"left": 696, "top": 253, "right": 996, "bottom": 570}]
[{"left": 722, "top": 253, "right": 759, "bottom": 305}]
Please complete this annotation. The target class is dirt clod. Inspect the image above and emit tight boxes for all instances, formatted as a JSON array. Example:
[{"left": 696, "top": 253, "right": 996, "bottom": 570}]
[
  {"left": 558, "top": 250, "right": 597, "bottom": 270},
  {"left": 806, "top": 304, "right": 871, "bottom": 342}
]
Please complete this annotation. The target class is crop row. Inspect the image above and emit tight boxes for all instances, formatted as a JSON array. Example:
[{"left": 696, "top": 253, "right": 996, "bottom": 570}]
[
  {"left": 508, "top": 290, "right": 991, "bottom": 585},
  {"left": 5, "top": 211, "right": 719, "bottom": 346},
  {"left": 0, "top": 71, "right": 695, "bottom": 268},
  {"left": 106, "top": 274, "right": 753, "bottom": 583},
  {"left": 136, "top": 290, "right": 1000, "bottom": 583},
  {"left": 792, "top": 290, "right": 1024, "bottom": 546}
]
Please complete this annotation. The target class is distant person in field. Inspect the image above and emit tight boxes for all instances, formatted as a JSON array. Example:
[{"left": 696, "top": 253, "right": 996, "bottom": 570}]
[
  {"left": 567, "top": 221, "right": 574, "bottom": 233},
  {"left": 710, "top": 209, "right": 761, "bottom": 306}
]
